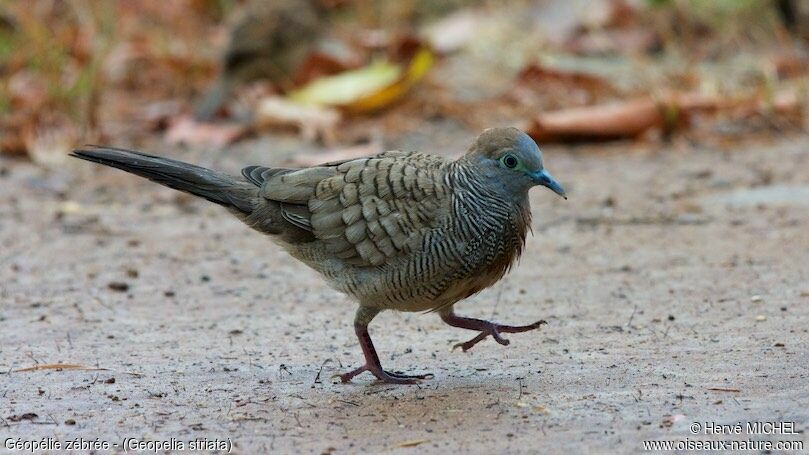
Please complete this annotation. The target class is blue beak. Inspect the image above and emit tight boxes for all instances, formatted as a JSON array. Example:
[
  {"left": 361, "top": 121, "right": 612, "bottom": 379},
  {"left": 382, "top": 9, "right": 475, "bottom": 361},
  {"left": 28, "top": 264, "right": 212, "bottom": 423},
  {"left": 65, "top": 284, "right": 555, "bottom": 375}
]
[{"left": 532, "top": 169, "right": 566, "bottom": 199}]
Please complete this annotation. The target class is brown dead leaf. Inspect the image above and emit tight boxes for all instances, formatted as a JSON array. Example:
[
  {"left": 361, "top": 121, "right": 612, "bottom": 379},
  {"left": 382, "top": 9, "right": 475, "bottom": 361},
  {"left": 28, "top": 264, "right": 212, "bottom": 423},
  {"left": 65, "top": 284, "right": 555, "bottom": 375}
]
[
  {"left": 527, "top": 98, "right": 665, "bottom": 142},
  {"left": 526, "top": 93, "right": 731, "bottom": 142}
]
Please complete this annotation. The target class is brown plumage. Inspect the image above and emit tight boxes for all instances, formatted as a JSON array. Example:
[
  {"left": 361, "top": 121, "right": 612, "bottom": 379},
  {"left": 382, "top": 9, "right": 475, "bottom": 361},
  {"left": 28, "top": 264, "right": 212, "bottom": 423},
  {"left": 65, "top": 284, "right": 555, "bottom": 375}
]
[{"left": 71, "top": 127, "right": 566, "bottom": 384}]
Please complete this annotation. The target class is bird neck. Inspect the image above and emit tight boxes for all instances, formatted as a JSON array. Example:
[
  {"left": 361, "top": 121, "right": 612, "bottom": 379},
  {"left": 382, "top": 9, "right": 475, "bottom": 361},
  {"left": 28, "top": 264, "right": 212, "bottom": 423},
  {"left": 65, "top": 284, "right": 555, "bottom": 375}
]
[
  {"left": 447, "top": 158, "right": 531, "bottom": 212},
  {"left": 446, "top": 160, "right": 533, "bottom": 239},
  {"left": 444, "top": 160, "right": 532, "bottom": 281}
]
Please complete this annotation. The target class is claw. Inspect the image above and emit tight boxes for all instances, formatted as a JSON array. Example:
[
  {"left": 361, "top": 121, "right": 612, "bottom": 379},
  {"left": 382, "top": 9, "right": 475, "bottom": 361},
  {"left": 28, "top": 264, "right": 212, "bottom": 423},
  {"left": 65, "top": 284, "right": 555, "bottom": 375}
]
[
  {"left": 335, "top": 364, "right": 431, "bottom": 384},
  {"left": 448, "top": 318, "right": 548, "bottom": 352}
]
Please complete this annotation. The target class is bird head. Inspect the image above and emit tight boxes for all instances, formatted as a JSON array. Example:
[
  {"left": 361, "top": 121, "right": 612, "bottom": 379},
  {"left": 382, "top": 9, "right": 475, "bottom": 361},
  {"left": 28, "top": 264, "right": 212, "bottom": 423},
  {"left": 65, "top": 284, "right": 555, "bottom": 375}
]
[{"left": 466, "top": 127, "right": 566, "bottom": 199}]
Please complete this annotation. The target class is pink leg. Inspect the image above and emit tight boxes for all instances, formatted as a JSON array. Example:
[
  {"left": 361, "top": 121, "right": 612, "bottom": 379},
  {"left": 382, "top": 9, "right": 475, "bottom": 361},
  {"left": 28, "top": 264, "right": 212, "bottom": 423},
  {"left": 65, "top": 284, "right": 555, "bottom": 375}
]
[
  {"left": 336, "top": 307, "right": 432, "bottom": 384},
  {"left": 440, "top": 308, "right": 546, "bottom": 352}
]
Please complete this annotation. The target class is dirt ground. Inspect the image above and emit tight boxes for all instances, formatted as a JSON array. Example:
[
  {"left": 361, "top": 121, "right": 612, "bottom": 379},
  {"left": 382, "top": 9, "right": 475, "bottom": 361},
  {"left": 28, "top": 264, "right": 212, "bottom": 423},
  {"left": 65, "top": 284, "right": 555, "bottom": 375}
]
[{"left": 1, "top": 131, "right": 808, "bottom": 453}]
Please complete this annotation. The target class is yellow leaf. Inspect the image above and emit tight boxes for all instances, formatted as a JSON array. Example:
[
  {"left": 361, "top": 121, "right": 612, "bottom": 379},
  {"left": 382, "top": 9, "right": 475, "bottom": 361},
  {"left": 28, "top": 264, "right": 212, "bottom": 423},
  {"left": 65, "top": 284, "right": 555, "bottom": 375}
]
[{"left": 288, "top": 48, "right": 434, "bottom": 114}]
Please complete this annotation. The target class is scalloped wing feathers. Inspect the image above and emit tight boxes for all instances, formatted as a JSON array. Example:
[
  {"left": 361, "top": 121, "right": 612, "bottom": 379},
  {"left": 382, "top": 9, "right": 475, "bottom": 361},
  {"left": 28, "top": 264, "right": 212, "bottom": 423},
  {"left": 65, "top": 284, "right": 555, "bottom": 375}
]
[{"left": 250, "top": 151, "right": 451, "bottom": 267}]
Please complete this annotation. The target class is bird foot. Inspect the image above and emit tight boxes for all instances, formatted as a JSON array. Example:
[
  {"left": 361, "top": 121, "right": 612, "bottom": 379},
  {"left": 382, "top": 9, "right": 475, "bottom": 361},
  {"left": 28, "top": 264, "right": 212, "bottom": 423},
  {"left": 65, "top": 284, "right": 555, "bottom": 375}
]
[
  {"left": 333, "top": 365, "right": 433, "bottom": 384},
  {"left": 452, "top": 319, "right": 547, "bottom": 352}
]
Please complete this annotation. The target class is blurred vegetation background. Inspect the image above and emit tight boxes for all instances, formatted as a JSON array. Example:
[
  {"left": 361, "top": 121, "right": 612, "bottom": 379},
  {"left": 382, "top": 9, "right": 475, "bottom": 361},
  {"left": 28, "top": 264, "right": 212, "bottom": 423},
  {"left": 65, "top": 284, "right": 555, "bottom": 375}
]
[{"left": 0, "top": 0, "right": 806, "bottom": 163}]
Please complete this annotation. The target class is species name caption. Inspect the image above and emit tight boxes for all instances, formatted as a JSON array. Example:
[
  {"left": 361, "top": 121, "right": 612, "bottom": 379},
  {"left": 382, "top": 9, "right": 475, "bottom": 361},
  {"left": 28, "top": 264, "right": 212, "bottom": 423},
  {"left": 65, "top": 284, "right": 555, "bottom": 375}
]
[{"left": 4, "top": 437, "right": 233, "bottom": 453}]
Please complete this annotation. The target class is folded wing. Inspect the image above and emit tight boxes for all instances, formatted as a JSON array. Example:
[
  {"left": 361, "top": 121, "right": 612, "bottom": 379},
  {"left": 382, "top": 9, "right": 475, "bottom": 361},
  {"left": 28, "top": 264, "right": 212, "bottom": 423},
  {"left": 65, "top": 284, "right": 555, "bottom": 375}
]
[{"left": 245, "top": 151, "right": 450, "bottom": 267}]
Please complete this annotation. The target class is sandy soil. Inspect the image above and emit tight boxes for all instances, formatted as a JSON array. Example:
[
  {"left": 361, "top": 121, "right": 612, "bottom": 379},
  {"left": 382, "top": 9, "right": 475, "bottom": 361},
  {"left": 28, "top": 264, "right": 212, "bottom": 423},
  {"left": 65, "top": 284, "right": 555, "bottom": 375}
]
[{"left": 1, "top": 132, "right": 807, "bottom": 453}]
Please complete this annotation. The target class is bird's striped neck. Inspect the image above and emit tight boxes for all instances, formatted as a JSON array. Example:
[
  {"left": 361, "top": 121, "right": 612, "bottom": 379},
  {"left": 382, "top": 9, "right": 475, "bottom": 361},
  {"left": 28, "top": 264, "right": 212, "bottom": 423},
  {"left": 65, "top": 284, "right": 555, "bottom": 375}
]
[{"left": 445, "top": 160, "right": 532, "bottom": 273}]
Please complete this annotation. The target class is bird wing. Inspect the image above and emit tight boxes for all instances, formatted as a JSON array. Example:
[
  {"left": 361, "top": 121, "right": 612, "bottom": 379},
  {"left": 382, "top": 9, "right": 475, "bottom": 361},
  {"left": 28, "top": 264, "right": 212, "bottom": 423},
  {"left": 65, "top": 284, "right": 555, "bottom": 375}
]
[{"left": 247, "top": 151, "right": 451, "bottom": 267}]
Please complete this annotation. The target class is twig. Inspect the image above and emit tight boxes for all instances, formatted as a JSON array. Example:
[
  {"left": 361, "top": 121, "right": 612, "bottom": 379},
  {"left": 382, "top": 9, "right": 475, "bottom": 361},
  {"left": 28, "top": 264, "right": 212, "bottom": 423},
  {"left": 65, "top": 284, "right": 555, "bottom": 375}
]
[
  {"left": 14, "top": 364, "right": 107, "bottom": 373},
  {"left": 313, "top": 359, "right": 333, "bottom": 385},
  {"left": 25, "top": 352, "right": 41, "bottom": 365},
  {"left": 708, "top": 387, "right": 741, "bottom": 393},
  {"left": 626, "top": 305, "right": 638, "bottom": 328},
  {"left": 11, "top": 363, "right": 142, "bottom": 376},
  {"left": 336, "top": 399, "right": 360, "bottom": 407}
]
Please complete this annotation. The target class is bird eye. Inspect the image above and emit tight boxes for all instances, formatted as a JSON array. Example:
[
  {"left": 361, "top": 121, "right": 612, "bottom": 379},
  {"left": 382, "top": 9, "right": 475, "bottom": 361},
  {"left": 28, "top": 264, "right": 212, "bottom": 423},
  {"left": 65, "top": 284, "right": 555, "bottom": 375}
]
[{"left": 501, "top": 154, "right": 519, "bottom": 169}]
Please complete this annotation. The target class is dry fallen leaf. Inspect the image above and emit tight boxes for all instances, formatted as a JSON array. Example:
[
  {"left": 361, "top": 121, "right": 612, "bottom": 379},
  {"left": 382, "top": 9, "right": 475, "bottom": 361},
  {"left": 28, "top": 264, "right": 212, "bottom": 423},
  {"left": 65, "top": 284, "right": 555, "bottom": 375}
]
[
  {"left": 525, "top": 93, "right": 732, "bottom": 142},
  {"left": 527, "top": 98, "right": 665, "bottom": 142},
  {"left": 288, "top": 48, "right": 434, "bottom": 114}
]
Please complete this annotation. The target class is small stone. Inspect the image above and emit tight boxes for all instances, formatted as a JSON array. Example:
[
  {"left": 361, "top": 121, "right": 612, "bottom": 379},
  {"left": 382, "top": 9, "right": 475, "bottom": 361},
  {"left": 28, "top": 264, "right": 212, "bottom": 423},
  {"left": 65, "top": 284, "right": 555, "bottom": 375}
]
[
  {"left": 108, "top": 282, "right": 129, "bottom": 292},
  {"left": 751, "top": 295, "right": 763, "bottom": 303},
  {"left": 57, "top": 201, "right": 82, "bottom": 215},
  {"left": 64, "top": 419, "right": 76, "bottom": 425},
  {"left": 755, "top": 315, "right": 766, "bottom": 322}
]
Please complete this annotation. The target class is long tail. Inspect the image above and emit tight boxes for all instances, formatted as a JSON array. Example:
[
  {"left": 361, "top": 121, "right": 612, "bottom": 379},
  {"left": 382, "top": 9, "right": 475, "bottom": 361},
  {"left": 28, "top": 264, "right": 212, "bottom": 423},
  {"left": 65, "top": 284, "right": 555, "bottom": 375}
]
[{"left": 71, "top": 145, "right": 257, "bottom": 214}]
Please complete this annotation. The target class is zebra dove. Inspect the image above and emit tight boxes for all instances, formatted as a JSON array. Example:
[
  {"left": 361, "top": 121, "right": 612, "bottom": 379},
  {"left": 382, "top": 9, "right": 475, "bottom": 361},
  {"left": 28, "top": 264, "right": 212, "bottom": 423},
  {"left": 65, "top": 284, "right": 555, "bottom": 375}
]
[{"left": 71, "top": 127, "right": 566, "bottom": 384}]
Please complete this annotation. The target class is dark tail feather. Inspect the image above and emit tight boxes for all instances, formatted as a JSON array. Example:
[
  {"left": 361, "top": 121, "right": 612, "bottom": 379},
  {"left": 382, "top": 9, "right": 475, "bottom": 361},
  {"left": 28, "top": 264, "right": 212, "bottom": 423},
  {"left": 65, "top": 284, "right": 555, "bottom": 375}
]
[{"left": 71, "top": 145, "right": 256, "bottom": 214}]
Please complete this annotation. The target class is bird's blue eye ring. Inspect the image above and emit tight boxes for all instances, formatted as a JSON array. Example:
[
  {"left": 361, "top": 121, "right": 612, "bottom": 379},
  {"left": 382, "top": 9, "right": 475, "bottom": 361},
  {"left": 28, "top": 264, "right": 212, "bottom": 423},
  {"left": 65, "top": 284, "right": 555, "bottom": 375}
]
[{"left": 502, "top": 154, "right": 518, "bottom": 169}]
